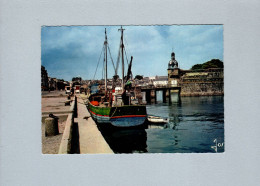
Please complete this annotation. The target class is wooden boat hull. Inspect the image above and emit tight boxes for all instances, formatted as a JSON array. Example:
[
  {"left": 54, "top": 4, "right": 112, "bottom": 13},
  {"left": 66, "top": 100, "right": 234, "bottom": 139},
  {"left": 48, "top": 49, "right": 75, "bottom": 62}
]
[
  {"left": 87, "top": 103, "right": 111, "bottom": 123},
  {"left": 109, "top": 105, "right": 147, "bottom": 127},
  {"left": 87, "top": 103, "right": 147, "bottom": 127},
  {"left": 110, "top": 116, "right": 147, "bottom": 127}
]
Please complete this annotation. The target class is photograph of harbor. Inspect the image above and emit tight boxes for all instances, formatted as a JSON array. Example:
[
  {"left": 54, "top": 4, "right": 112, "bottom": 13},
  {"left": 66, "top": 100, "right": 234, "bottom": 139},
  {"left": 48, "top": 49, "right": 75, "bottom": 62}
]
[{"left": 41, "top": 25, "right": 224, "bottom": 154}]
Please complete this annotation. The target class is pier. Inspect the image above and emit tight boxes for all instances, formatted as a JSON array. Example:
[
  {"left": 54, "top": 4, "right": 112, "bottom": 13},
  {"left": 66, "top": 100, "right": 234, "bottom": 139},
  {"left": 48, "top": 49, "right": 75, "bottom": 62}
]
[
  {"left": 141, "top": 86, "right": 181, "bottom": 104},
  {"left": 42, "top": 91, "right": 113, "bottom": 154},
  {"left": 58, "top": 95, "right": 113, "bottom": 154},
  {"left": 75, "top": 96, "right": 113, "bottom": 154}
]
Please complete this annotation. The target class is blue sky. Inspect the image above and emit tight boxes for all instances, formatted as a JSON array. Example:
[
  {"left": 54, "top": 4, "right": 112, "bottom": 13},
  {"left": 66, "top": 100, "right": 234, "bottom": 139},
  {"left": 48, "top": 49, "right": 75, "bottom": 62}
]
[{"left": 41, "top": 25, "right": 223, "bottom": 81}]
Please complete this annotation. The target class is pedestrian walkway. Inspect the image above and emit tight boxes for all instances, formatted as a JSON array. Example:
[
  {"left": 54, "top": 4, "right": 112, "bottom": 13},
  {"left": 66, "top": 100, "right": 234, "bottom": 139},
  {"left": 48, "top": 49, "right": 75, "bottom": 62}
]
[{"left": 76, "top": 96, "right": 113, "bottom": 154}]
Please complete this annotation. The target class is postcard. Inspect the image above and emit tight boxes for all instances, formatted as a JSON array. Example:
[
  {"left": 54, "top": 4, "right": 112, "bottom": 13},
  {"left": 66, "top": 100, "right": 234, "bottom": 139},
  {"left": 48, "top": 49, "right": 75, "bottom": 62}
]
[{"left": 41, "top": 25, "right": 224, "bottom": 154}]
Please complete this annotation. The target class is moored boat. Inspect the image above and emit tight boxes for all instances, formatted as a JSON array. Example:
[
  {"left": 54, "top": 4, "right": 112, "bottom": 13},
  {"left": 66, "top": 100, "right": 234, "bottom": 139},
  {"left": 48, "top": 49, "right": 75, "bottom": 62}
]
[
  {"left": 87, "top": 27, "right": 147, "bottom": 127},
  {"left": 147, "top": 115, "right": 169, "bottom": 124}
]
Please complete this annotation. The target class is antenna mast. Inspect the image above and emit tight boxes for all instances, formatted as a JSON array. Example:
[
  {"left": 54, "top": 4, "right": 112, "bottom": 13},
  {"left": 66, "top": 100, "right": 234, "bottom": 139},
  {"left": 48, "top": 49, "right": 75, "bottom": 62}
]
[
  {"left": 119, "top": 26, "right": 125, "bottom": 92},
  {"left": 104, "top": 28, "right": 108, "bottom": 96}
]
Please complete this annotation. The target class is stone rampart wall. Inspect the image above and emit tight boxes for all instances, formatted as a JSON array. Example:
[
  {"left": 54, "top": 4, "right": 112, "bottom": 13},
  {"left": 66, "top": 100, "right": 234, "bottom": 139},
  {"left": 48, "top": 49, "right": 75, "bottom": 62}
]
[
  {"left": 180, "top": 82, "right": 224, "bottom": 96},
  {"left": 179, "top": 69, "right": 224, "bottom": 96}
]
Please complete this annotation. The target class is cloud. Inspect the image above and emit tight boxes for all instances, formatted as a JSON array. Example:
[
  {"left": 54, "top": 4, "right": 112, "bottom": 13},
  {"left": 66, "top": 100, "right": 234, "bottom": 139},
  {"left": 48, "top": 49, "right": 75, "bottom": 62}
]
[{"left": 41, "top": 25, "right": 223, "bottom": 81}]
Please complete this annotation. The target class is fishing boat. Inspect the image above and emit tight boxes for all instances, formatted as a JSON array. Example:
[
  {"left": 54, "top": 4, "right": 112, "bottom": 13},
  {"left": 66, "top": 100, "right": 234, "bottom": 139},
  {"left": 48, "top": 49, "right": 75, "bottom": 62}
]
[
  {"left": 87, "top": 27, "right": 147, "bottom": 127},
  {"left": 147, "top": 115, "right": 169, "bottom": 124}
]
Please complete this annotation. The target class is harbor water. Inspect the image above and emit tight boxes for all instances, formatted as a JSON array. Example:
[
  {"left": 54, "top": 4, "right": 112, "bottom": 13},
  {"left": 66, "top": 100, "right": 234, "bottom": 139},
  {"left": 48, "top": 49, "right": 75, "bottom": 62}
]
[{"left": 97, "top": 94, "right": 224, "bottom": 153}]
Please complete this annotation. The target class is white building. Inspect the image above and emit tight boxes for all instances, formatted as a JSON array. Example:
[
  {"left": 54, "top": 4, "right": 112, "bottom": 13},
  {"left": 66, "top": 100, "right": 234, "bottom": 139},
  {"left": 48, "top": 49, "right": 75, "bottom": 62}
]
[
  {"left": 152, "top": 76, "right": 168, "bottom": 87},
  {"left": 153, "top": 80, "right": 168, "bottom": 87}
]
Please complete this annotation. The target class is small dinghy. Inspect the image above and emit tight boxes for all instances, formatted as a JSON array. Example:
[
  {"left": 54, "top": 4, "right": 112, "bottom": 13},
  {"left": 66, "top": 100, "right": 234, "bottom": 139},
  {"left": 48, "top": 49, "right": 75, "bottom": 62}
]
[{"left": 147, "top": 115, "right": 169, "bottom": 124}]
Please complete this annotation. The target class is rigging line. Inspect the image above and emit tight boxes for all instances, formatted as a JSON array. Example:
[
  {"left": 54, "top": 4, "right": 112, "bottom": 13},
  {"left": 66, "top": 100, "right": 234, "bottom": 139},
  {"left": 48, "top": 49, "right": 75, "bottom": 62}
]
[
  {"left": 112, "top": 41, "right": 121, "bottom": 90},
  {"left": 93, "top": 45, "right": 104, "bottom": 80},
  {"left": 123, "top": 36, "right": 131, "bottom": 79},
  {"left": 123, "top": 34, "right": 131, "bottom": 78},
  {"left": 124, "top": 34, "right": 134, "bottom": 80},
  {"left": 124, "top": 36, "right": 132, "bottom": 59},
  {"left": 124, "top": 47, "right": 129, "bottom": 66},
  {"left": 107, "top": 44, "right": 116, "bottom": 72},
  {"left": 110, "top": 106, "right": 118, "bottom": 118},
  {"left": 115, "top": 39, "right": 121, "bottom": 76},
  {"left": 123, "top": 48, "right": 132, "bottom": 81},
  {"left": 124, "top": 35, "right": 132, "bottom": 78}
]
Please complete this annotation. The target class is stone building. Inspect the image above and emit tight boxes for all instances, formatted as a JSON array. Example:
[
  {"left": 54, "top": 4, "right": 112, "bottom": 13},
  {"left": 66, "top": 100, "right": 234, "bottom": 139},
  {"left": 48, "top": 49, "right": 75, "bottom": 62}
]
[
  {"left": 167, "top": 52, "right": 183, "bottom": 87},
  {"left": 153, "top": 76, "right": 168, "bottom": 87},
  {"left": 179, "top": 68, "right": 224, "bottom": 96},
  {"left": 41, "top": 65, "right": 49, "bottom": 90},
  {"left": 48, "top": 77, "right": 57, "bottom": 91},
  {"left": 167, "top": 52, "right": 224, "bottom": 96}
]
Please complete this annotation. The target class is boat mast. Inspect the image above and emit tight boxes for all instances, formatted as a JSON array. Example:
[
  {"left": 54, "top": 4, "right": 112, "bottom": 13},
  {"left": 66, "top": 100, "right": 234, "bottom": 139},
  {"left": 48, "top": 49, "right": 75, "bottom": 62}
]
[
  {"left": 104, "top": 28, "right": 108, "bottom": 96},
  {"left": 119, "top": 26, "right": 125, "bottom": 92}
]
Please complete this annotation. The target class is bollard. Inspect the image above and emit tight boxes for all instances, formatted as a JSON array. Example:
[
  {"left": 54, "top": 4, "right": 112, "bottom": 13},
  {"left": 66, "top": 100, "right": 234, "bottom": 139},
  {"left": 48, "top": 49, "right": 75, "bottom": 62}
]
[
  {"left": 65, "top": 100, "right": 70, "bottom": 106},
  {"left": 45, "top": 117, "right": 59, "bottom": 136}
]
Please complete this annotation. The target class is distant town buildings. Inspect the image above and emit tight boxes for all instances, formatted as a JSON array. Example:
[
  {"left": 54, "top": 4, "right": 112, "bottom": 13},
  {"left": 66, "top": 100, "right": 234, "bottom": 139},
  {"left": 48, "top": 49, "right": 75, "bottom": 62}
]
[
  {"left": 41, "top": 65, "right": 70, "bottom": 91},
  {"left": 41, "top": 50, "right": 224, "bottom": 97},
  {"left": 153, "top": 76, "right": 168, "bottom": 87},
  {"left": 72, "top": 77, "right": 82, "bottom": 84},
  {"left": 41, "top": 66, "right": 49, "bottom": 90},
  {"left": 48, "top": 77, "right": 57, "bottom": 90}
]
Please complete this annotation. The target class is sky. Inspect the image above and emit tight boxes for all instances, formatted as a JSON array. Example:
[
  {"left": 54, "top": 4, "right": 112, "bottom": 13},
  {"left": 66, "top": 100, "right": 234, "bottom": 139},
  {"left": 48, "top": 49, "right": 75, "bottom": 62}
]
[{"left": 41, "top": 25, "right": 223, "bottom": 81}]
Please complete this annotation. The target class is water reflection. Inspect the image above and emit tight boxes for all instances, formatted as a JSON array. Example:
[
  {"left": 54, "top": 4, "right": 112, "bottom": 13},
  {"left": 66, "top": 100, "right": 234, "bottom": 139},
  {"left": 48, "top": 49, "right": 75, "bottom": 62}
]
[
  {"left": 147, "top": 122, "right": 168, "bottom": 129},
  {"left": 147, "top": 124, "right": 165, "bottom": 129},
  {"left": 146, "top": 96, "right": 224, "bottom": 153},
  {"left": 170, "top": 92, "right": 182, "bottom": 105},
  {"left": 97, "top": 123, "right": 148, "bottom": 153},
  {"left": 96, "top": 96, "right": 224, "bottom": 153}
]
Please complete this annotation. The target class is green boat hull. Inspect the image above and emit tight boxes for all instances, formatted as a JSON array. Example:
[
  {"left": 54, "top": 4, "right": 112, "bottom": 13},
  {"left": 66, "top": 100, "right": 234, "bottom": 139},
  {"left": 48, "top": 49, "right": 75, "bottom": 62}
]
[{"left": 87, "top": 103, "right": 147, "bottom": 127}]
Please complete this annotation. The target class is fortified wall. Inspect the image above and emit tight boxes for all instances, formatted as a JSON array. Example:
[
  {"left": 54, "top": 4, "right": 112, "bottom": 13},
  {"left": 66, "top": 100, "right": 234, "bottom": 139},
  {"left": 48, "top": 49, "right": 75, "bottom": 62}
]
[
  {"left": 167, "top": 52, "right": 224, "bottom": 96},
  {"left": 179, "top": 68, "right": 223, "bottom": 96}
]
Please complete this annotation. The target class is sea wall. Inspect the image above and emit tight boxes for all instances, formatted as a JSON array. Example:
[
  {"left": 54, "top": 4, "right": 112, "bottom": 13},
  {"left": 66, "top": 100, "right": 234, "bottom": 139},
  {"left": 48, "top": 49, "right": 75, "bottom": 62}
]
[
  {"left": 179, "top": 68, "right": 224, "bottom": 96},
  {"left": 180, "top": 82, "right": 224, "bottom": 96}
]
